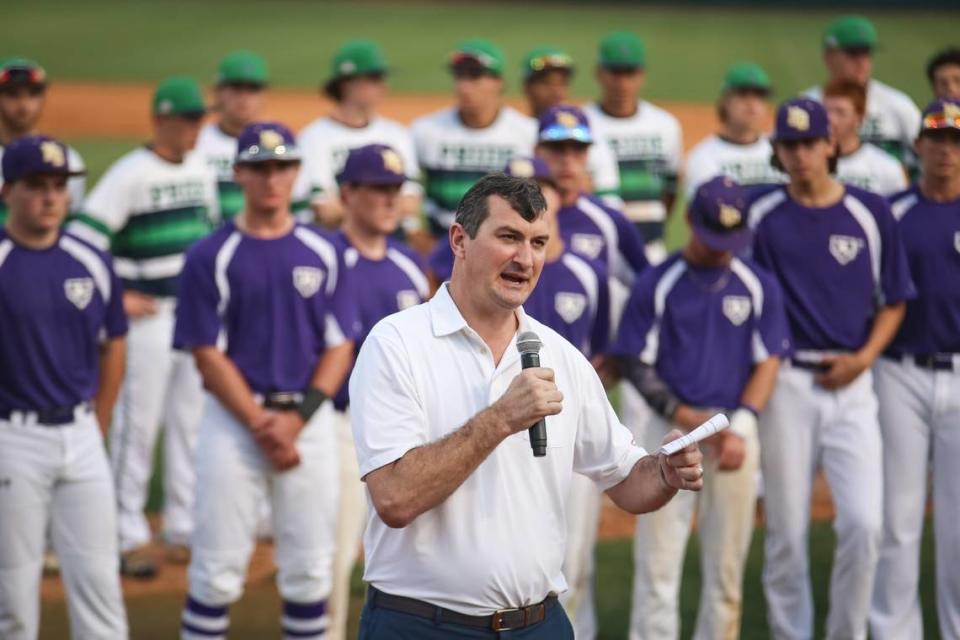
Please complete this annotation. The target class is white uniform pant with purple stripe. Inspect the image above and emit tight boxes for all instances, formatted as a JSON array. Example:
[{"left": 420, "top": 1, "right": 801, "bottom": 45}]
[
  {"left": 182, "top": 395, "right": 338, "bottom": 640},
  {"left": 870, "top": 357, "right": 960, "bottom": 640},
  {"left": 760, "top": 365, "right": 883, "bottom": 640},
  {"left": 0, "top": 410, "right": 127, "bottom": 639},
  {"left": 629, "top": 411, "right": 759, "bottom": 640}
]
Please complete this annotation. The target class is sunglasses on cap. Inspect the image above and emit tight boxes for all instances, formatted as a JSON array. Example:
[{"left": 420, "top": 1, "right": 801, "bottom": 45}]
[
  {"left": 922, "top": 112, "right": 960, "bottom": 130},
  {"left": 528, "top": 53, "right": 573, "bottom": 72},
  {"left": 0, "top": 66, "right": 47, "bottom": 90}
]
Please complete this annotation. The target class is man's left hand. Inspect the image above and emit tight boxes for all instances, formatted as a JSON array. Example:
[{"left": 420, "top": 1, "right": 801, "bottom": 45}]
[
  {"left": 254, "top": 411, "right": 306, "bottom": 470},
  {"left": 658, "top": 429, "right": 704, "bottom": 492},
  {"left": 815, "top": 353, "right": 868, "bottom": 390}
]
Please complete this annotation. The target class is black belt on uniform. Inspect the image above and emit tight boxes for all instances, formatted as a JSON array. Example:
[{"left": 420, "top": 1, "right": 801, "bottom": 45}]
[
  {"left": 789, "top": 359, "right": 831, "bottom": 373},
  {"left": 883, "top": 353, "right": 957, "bottom": 371},
  {"left": 0, "top": 401, "right": 91, "bottom": 426},
  {"left": 367, "top": 587, "right": 558, "bottom": 632},
  {"left": 260, "top": 391, "right": 303, "bottom": 411}
]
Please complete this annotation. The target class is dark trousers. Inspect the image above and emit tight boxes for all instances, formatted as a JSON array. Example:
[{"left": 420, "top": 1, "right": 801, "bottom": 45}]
[{"left": 358, "top": 596, "right": 575, "bottom": 639}]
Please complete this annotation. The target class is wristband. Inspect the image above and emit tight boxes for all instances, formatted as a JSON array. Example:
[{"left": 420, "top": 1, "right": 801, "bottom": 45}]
[
  {"left": 297, "top": 387, "right": 328, "bottom": 423},
  {"left": 728, "top": 407, "right": 758, "bottom": 440},
  {"left": 739, "top": 402, "right": 759, "bottom": 418}
]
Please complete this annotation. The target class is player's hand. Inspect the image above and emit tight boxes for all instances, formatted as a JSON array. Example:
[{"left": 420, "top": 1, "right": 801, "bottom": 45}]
[
  {"left": 658, "top": 429, "right": 704, "bottom": 491},
  {"left": 489, "top": 368, "right": 563, "bottom": 436},
  {"left": 591, "top": 355, "right": 620, "bottom": 390},
  {"left": 710, "top": 431, "right": 746, "bottom": 472},
  {"left": 815, "top": 353, "right": 868, "bottom": 390},
  {"left": 671, "top": 405, "right": 714, "bottom": 432},
  {"left": 255, "top": 411, "right": 306, "bottom": 471},
  {"left": 123, "top": 291, "right": 158, "bottom": 318}
]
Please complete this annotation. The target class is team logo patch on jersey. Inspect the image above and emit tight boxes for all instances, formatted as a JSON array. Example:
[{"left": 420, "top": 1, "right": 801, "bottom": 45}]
[
  {"left": 292, "top": 266, "right": 324, "bottom": 298},
  {"left": 64, "top": 278, "right": 94, "bottom": 310},
  {"left": 555, "top": 292, "right": 587, "bottom": 324},
  {"left": 722, "top": 295, "right": 751, "bottom": 326},
  {"left": 570, "top": 233, "right": 604, "bottom": 260},
  {"left": 829, "top": 234, "right": 863, "bottom": 265},
  {"left": 787, "top": 106, "right": 810, "bottom": 131},
  {"left": 396, "top": 290, "right": 420, "bottom": 310}
]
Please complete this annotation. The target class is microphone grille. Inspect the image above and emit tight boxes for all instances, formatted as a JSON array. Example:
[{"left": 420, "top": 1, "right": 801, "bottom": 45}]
[{"left": 517, "top": 330, "right": 542, "bottom": 355}]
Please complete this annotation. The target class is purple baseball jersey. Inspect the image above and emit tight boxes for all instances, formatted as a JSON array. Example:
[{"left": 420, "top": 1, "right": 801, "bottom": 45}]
[
  {"left": 173, "top": 221, "right": 357, "bottom": 394},
  {"left": 611, "top": 252, "right": 790, "bottom": 409},
  {"left": 331, "top": 230, "right": 430, "bottom": 409},
  {"left": 748, "top": 185, "right": 915, "bottom": 353},
  {"left": 524, "top": 252, "right": 610, "bottom": 358},
  {"left": 558, "top": 193, "right": 649, "bottom": 285},
  {"left": 427, "top": 239, "right": 454, "bottom": 283},
  {"left": 887, "top": 186, "right": 960, "bottom": 355},
  {"left": 0, "top": 229, "right": 128, "bottom": 411}
]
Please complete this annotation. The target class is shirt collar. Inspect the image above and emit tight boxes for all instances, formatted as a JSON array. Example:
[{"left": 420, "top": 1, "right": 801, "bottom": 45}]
[{"left": 429, "top": 283, "right": 530, "bottom": 338}]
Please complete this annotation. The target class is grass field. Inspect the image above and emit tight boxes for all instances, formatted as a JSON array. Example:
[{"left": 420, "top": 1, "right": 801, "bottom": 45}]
[
  {"left": 7, "top": 1, "right": 957, "bottom": 103},
  {"left": 41, "top": 519, "right": 942, "bottom": 639}
]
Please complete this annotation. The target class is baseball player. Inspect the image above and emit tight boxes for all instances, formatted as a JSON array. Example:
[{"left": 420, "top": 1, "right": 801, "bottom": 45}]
[
  {"left": 582, "top": 31, "right": 683, "bottom": 265},
  {"left": 824, "top": 80, "right": 908, "bottom": 196},
  {"left": 298, "top": 40, "right": 421, "bottom": 236},
  {"left": 927, "top": 48, "right": 960, "bottom": 101},
  {"left": 0, "top": 58, "right": 85, "bottom": 224},
  {"left": 175, "top": 122, "right": 356, "bottom": 640},
  {"left": 870, "top": 98, "right": 960, "bottom": 640},
  {"left": 500, "top": 156, "right": 612, "bottom": 640},
  {"left": 0, "top": 136, "right": 127, "bottom": 639},
  {"left": 805, "top": 16, "right": 921, "bottom": 166},
  {"left": 613, "top": 176, "right": 789, "bottom": 640},
  {"left": 520, "top": 46, "right": 622, "bottom": 209},
  {"left": 749, "top": 97, "right": 915, "bottom": 639},
  {"left": 326, "top": 144, "right": 429, "bottom": 640},
  {"left": 684, "top": 63, "right": 786, "bottom": 198},
  {"left": 194, "top": 50, "right": 269, "bottom": 221},
  {"left": 68, "top": 76, "right": 218, "bottom": 576},
  {"left": 411, "top": 38, "right": 536, "bottom": 239}
]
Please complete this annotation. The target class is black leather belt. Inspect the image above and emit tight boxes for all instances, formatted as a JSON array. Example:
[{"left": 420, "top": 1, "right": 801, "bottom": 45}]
[
  {"left": 884, "top": 353, "right": 957, "bottom": 371},
  {"left": 0, "top": 402, "right": 91, "bottom": 426},
  {"left": 789, "top": 359, "right": 830, "bottom": 373},
  {"left": 367, "top": 587, "right": 558, "bottom": 632},
  {"left": 261, "top": 391, "right": 302, "bottom": 410}
]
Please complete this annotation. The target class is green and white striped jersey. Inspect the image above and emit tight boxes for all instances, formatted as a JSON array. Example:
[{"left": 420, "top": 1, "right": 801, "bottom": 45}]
[
  {"left": 194, "top": 123, "right": 245, "bottom": 220},
  {"left": 68, "top": 146, "right": 218, "bottom": 297}
]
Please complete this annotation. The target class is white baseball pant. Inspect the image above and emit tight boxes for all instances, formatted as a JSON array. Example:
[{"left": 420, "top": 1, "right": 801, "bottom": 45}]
[
  {"left": 870, "top": 356, "right": 960, "bottom": 640},
  {"left": 328, "top": 408, "right": 367, "bottom": 640},
  {"left": 628, "top": 411, "right": 759, "bottom": 640},
  {"left": 186, "top": 394, "right": 339, "bottom": 606},
  {"left": 110, "top": 298, "right": 205, "bottom": 551},
  {"left": 760, "top": 365, "right": 883, "bottom": 640},
  {"left": 0, "top": 409, "right": 127, "bottom": 639},
  {"left": 561, "top": 472, "right": 603, "bottom": 640}
]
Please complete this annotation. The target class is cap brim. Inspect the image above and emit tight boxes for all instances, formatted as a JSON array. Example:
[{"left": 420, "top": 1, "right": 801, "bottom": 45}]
[
  {"left": 725, "top": 84, "right": 772, "bottom": 96},
  {"left": 600, "top": 63, "right": 642, "bottom": 72},
  {"left": 236, "top": 147, "right": 302, "bottom": 163},
  {"left": 692, "top": 223, "right": 752, "bottom": 253},
  {"left": 772, "top": 130, "right": 828, "bottom": 142},
  {"left": 336, "top": 173, "right": 405, "bottom": 186},
  {"left": 324, "top": 70, "right": 388, "bottom": 95},
  {"left": 539, "top": 126, "right": 593, "bottom": 144}
]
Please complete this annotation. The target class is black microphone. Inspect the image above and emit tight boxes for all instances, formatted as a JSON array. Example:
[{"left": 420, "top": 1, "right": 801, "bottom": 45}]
[{"left": 517, "top": 331, "right": 547, "bottom": 457}]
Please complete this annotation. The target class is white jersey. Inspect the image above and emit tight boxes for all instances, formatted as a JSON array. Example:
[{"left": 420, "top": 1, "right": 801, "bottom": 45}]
[
  {"left": 684, "top": 134, "right": 786, "bottom": 198},
  {"left": 836, "top": 142, "right": 908, "bottom": 197},
  {"left": 805, "top": 79, "right": 921, "bottom": 165},
  {"left": 297, "top": 115, "right": 421, "bottom": 205},
  {"left": 582, "top": 100, "right": 683, "bottom": 227},
  {"left": 0, "top": 143, "right": 86, "bottom": 220},
  {"left": 587, "top": 138, "right": 623, "bottom": 209},
  {"left": 411, "top": 106, "right": 537, "bottom": 230},
  {"left": 67, "top": 146, "right": 218, "bottom": 297}
]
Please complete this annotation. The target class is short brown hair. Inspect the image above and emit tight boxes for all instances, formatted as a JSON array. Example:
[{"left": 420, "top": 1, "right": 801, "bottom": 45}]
[{"left": 823, "top": 79, "right": 867, "bottom": 118}]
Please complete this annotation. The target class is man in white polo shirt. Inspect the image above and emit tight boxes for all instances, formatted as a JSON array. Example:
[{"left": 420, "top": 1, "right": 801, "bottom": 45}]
[{"left": 350, "top": 174, "right": 704, "bottom": 638}]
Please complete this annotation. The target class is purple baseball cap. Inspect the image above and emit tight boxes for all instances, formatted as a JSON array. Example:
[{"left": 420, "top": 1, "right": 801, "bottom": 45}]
[
  {"left": 537, "top": 105, "right": 593, "bottom": 144},
  {"left": 920, "top": 98, "right": 960, "bottom": 134},
  {"left": 503, "top": 156, "right": 551, "bottom": 181},
  {"left": 336, "top": 144, "right": 406, "bottom": 185},
  {"left": 772, "top": 97, "right": 830, "bottom": 142},
  {"left": 236, "top": 121, "right": 301, "bottom": 163},
  {"left": 688, "top": 176, "right": 751, "bottom": 253},
  {"left": 1, "top": 135, "right": 84, "bottom": 183}
]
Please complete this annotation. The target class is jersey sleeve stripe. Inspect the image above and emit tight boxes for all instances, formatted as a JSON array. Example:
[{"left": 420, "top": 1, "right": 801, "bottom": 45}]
[
  {"left": 214, "top": 231, "right": 243, "bottom": 349},
  {"left": 293, "top": 227, "right": 339, "bottom": 296},
  {"left": 386, "top": 248, "right": 430, "bottom": 298},
  {"left": 890, "top": 192, "right": 919, "bottom": 221},
  {"left": 0, "top": 239, "right": 13, "bottom": 270},
  {"left": 843, "top": 194, "right": 882, "bottom": 290},
  {"left": 640, "top": 259, "right": 686, "bottom": 365},
  {"left": 561, "top": 253, "right": 600, "bottom": 322},
  {"left": 59, "top": 235, "right": 111, "bottom": 303},
  {"left": 730, "top": 258, "right": 769, "bottom": 363},
  {"left": 66, "top": 214, "right": 113, "bottom": 251},
  {"left": 747, "top": 188, "right": 786, "bottom": 229},
  {"left": 577, "top": 196, "right": 622, "bottom": 279}
]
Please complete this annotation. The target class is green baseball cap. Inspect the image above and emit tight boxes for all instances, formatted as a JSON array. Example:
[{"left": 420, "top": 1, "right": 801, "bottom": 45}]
[
  {"left": 522, "top": 46, "right": 574, "bottom": 80},
  {"left": 599, "top": 32, "right": 645, "bottom": 70},
  {"left": 0, "top": 57, "right": 47, "bottom": 91},
  {"left": 449, "top": 38, "right": 504, "bottom": 76},
  {"left": 823, "top": 16, "right": 878, "bottom": 50},
  {"left": 216, "top": 50, "right": 268, "bottom": 86},
  {"left": 152, "top": 76, "right": 206, "bottom": 117},
  {"left": 325, "top": 40, "right": 388, "bottom": 95},
  {"left": 722, "top": 62, "right": 772, "bottom": 94}
]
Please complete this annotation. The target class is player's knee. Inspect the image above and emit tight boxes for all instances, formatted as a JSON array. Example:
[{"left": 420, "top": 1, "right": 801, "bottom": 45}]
[
  {"left": 276, "top": 554, "right": 332, "bottom": 603},
  {"left": 187, "top": 557, "right": 246, "bottom": 605}
]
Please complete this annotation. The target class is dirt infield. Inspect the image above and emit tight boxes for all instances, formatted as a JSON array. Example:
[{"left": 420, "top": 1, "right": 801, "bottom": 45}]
[{"left": 39, "top": 82, "right": 732, "bottom": 150}]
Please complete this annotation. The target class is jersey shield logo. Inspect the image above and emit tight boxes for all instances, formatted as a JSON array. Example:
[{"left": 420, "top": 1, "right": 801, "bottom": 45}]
[
  {"left": 396, "top": 290, "right": 420, "bottom": 310},
  {"left": 829, "top": 234, "right": 863, "bottom": 265},
  {"left": 722, "top": 295, "right": 751, "bottom": 326},
  {"left": 292, "top": 266, "right": 324, "bottom": 298},
  {"left": 64, "top": 278, "right": 94, "bottom": 310},
  {"left": 570, "top": 233, "right": 604, "bottom": 260},
  {"left": 555, "top": 292, "right": 587, "bottom": 324}
]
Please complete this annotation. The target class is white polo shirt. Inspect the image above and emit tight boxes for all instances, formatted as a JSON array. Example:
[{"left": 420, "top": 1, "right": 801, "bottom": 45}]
[{"left": 349, "top": 284, "right": 646, "bottom": 616}]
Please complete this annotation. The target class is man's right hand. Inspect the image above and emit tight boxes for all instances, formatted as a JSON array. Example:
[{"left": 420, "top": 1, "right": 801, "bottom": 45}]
[
  {"left": 490, "top": 368, "right": 563, "bottom": 436},
  {"left": 123, "top": 291, "right": 158, "bottom": 318}
]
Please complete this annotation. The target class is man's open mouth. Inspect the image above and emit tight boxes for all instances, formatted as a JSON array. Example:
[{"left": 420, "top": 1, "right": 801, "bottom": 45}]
[{"left": 500, "top": 272, "right": 528, "bottom": 284}]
